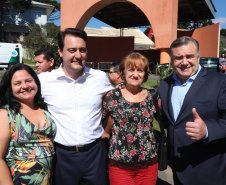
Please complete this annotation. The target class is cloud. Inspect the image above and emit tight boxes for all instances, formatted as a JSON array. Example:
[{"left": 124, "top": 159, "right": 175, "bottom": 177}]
[{"left": 212, "top": 17, "right": 226, "bottom": 26}]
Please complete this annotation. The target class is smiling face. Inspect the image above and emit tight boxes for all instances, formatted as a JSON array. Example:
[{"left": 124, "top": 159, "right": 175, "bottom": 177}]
[
  {"left": 11, "top": 69, "right": 38, "bottom": 104},
  {"left": 171, "top": 41, "right": 200, "bottom": 84},
  {"left": 58, "top": 34, "right": 87, "bottom": 79},
  {"left": 124, "top": 61, "right": 145, "bottom": 87},
  {"left": 35, "top": 54, "right": 54, "bottom": 74}
]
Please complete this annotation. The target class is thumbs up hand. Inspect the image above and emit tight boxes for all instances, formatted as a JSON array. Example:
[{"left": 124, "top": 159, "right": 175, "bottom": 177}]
[{"left": 185, "top": 108, "right": 207, "bottom": 140}]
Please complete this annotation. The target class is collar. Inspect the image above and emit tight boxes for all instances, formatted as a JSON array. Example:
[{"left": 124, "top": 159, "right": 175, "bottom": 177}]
[{"left": 56, "top": 64, "right": 91, "bottom": 80}]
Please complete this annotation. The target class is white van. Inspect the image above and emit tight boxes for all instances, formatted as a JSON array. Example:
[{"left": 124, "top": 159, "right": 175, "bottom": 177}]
[{"left": 0, "top": 42, "right": 23, "bottom": 69}]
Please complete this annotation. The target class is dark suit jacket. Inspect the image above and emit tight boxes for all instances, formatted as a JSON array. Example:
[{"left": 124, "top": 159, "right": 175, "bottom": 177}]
[{"left": 158, "top": 67, "right": 226, "bottom": 185}]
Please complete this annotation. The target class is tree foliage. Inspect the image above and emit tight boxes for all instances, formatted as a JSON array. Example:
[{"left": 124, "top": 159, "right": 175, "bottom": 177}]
[
  {"left": 43, "top": 22, "right": 59, "bottom": 39},
  {"left": 219, "top": 35, "right": 225, "bottom": 55},
  {"left": 23, "top": 23, "right": 60, "bottom": 63},
  {"left": 178, "top": 19, "right": 213, "bottom": 30},
  {"left": 6, "top": 0, "right": 32, "bottom": 9},
  {"left": 220, "top": 29, "right": 226, "bottom": 56},
  {"left": 221, "top": 29, "right": 226, "bottom": 37}
]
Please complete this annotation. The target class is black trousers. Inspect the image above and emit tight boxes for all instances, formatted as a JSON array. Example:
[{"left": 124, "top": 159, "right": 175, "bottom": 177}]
[{"left": 54, "top": 140, "right": 108, "bottom": 185}]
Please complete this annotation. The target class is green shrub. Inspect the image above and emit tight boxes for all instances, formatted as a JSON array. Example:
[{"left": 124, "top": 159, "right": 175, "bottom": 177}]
[
  {"left": 142, "top": 78, "right": 159, "bottom": 89},
  {"left": 155, "top": 63, "right": 174, "bottom": 86}
]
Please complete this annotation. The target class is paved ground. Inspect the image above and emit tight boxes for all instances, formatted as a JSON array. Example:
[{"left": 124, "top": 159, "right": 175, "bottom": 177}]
[
  {"left": 157, "top": 166, "right": 174, "bottom": 185},
  {"left": 148, "top": 74, "right": 174, "bottom": 184}
]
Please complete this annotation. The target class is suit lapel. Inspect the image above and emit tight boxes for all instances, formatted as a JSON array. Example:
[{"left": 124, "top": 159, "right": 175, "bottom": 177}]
[
  {"left": 176, "top": 68, "right": 208, "bottom": 122},
  {"left": 168, "top": 81, "right": 175, "bottom": 123},
  {"left": 161, "top": 77, "right": 175, "bottom": 124}
]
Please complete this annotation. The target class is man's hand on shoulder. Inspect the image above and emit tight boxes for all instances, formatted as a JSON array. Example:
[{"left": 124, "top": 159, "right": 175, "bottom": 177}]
[
  {"left": 185, "top": 108, "right": 207, "bottom": 140},
  {"left": 115, "top": 82, "right": 126, "bottom": 89}
]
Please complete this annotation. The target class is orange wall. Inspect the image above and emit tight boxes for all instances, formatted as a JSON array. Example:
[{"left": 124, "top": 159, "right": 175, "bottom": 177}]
[
  {"left": 87, "top": 36, "right": 134, "bottom": 68},
  {"left": 192, "top": 23, "right": 220, "bottom": 57},
  {"left": 177, "top": 23, "right": 220, "bottom": 57},
  {"left": 61, "top": 0, "right": 219, "bottom": 64},
  {"left": 61, "top": 0, "right": 178, "bottom": 49}
]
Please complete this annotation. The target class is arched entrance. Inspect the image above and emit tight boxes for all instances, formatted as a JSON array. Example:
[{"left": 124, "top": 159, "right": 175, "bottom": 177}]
[{"left": 61, "top": 0, "right": 178, "bottom": 63}]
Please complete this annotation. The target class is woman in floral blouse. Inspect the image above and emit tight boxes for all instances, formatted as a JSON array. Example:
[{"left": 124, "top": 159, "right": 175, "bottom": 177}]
[{"left": 102, "top": 52, "right": 158, "bottom": 185}]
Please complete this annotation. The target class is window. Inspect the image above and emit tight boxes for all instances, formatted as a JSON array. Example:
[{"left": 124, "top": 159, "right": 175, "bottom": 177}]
[{"left": 32, "top": 11, "right": 42, "bottom": 19}]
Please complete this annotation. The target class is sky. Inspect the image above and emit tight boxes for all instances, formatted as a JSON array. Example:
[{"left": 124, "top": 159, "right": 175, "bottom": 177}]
[
  {"left": 52, "top": 0, "right": 226, "bottom": 30},
  {"left": 211, "top": 0, "right": 226, "bottom": 29}
]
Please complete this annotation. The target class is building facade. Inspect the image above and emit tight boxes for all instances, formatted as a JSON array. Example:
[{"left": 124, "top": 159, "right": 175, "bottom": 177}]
[{"left": 0, "top": 1, "right": 54, "bottom": 42}]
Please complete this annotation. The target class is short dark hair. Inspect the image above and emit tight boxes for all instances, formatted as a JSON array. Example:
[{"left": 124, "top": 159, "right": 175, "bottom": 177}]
[
  {"left": 34, "top": 48, "right": 54, "bottom": 61},
  {"left": 110, "top": 62, "right": 120, "bottom": 72},
  {"left": 170, "top": 36, "right": 200, "bottom": 58},
  {"left": 118, "top": 52, "right": 149, "bottom": 83},
  {"left": 0, "top": 63, "right": 47, "bottom": 113},
  {"left": 58, "top": 28, "right": 87, "bottom": 51}
]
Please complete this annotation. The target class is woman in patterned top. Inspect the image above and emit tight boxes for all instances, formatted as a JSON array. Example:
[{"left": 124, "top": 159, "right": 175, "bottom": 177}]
[
  {"left": 0, "top": 64, "right": 56, "bottom": 185},
  {"left": 102, "top": 52, "right": 158, "bottom": 185}
]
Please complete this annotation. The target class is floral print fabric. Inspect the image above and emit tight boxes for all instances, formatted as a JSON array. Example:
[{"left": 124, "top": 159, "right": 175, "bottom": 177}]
[
  {"left": 102, "top": 88, "right": 158, "bottom": 170},
  {"left": 4, "top": 105, "right": 56, "bottom": 185}
]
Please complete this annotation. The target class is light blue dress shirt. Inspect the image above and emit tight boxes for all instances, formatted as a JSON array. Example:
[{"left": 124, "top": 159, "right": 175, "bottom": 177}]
[
  {"left": 171, "top": 65, "right": 201, "bottom": 121},
  {"left": 171, "top": 65, "right": 208, "bottom": 138}
]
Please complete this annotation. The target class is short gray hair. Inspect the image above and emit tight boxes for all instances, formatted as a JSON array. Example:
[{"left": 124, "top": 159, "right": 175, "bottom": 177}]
[{"left": 169, "top": 36, "right": 200, "bottom": 58}]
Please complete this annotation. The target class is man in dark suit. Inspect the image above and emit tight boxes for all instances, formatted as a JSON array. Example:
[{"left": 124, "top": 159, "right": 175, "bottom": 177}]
[{"left": 158, "top": 36, "right": 226, "bottom": 185}]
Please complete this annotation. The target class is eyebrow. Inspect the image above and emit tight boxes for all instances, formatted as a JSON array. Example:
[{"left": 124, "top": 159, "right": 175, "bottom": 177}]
[{"left": 173, "top": 54, "right": 195, "bottom": 58}]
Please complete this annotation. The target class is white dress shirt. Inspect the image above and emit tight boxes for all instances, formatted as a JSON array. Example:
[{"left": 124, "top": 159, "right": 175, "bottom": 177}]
[{"left": 38, "top": 66, "right": 113, "bottom": 146}]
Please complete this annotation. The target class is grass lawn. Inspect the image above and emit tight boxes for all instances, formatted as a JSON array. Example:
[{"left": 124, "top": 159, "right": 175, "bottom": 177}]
[
  {"left": 24, "top": 59, "right": 36, "bottom": 70},
  {"left": 24, "top": 59, "right": 34, "bottom": 65}
]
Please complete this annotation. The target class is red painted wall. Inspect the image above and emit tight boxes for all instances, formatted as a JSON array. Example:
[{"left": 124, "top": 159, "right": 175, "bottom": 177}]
[
  {"left": 87, "top": 36, "right": 161, "bottom": 69},
  {"left": 134, "top": 49, "right": 160, "bottom": 64},
  {"left": 87, "top": 36, "right": 134, "bottom": 69}
]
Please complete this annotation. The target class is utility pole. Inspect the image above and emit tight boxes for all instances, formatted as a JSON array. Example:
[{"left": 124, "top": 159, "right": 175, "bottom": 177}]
[{"left": 120, "top": 28, "right": 124, "bottom": 37}]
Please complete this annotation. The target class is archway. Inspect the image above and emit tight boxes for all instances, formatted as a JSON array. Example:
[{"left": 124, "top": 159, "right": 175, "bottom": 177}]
[{"left": 61, "top": 0, "right": 178, "bottom": 63}]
